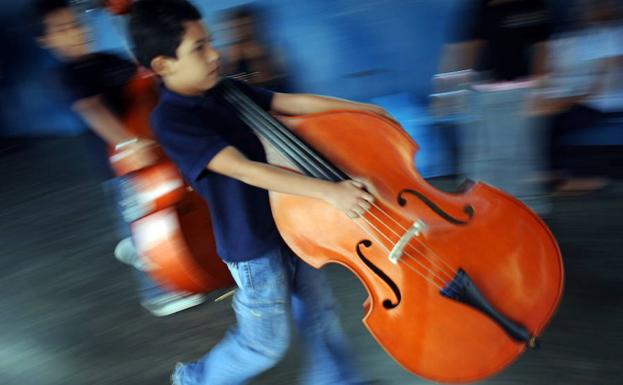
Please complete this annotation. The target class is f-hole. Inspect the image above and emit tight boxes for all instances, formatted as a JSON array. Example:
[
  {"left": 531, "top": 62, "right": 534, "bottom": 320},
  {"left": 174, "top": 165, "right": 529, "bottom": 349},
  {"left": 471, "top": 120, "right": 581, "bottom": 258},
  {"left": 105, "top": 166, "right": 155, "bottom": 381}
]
[{"left": 356, "top": 240, "right": 401, "bottom": 309}]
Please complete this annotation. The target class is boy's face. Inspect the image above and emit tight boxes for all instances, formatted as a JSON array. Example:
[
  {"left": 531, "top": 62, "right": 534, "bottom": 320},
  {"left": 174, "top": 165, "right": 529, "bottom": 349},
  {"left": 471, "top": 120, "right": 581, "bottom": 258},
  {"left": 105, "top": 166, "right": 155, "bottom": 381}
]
[
  {"left": 156, "top": 21, "right": 220, "bottom": 95},
  {"left": 38, "top": 8, "right": 91, "bottom": 60}
]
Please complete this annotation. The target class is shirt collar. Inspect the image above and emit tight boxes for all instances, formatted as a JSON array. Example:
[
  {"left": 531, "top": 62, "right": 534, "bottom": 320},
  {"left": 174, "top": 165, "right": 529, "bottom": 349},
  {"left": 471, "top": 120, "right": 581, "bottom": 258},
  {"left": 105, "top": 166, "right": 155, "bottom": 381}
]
[{"left": 160, "top": 84, "right": 220, "bottom": 108}]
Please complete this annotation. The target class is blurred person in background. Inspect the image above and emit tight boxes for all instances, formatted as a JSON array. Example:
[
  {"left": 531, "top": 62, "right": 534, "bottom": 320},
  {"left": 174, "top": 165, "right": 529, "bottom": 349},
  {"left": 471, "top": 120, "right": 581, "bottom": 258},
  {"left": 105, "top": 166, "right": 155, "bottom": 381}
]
[
  {"left": 438, "top": 0, "right": 552, "bottom": 81},
  {"left": 220, "top": 5, "right": 290, "bottom": 92},
  {"left": 535, "top": 0, "right": 623, "bottom": 193},
  {"left": 432, "top": 0, "right": 554, "bottom": 215},
  {"left": 34, "top": 0, "right": 205, "bottom": 316}
]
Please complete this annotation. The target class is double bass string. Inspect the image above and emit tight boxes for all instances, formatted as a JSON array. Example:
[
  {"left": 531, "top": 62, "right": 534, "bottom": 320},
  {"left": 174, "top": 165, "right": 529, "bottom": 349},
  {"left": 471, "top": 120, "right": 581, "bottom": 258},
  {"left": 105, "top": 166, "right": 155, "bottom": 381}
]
[
  {"left": 223, "top": 80, "right": 460, "bottom": 293},
  {"left": 223, "top": 82, "right": 458, "bottom": 293},
  {"left": 223, "top": 81, "right": 458, "bottom": 292},
  {"left": 363, "top": 195, "right": 458, "bottom": 277},
  {"left": 359, "top": 204, "right": 455, "bottom": 282}
]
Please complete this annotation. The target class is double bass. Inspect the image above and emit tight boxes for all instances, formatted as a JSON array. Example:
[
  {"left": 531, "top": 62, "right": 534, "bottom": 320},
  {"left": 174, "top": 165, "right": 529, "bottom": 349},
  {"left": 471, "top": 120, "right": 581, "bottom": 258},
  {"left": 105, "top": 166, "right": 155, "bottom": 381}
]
[
  {"left": 108, "top": 69, "right": 233, "bottom": 293},
  {"left": 100, "top": 0, "right": 233, "bottom": 294},
  {"left": 222, "top": 79, "right": 564, "bottom": 383}
]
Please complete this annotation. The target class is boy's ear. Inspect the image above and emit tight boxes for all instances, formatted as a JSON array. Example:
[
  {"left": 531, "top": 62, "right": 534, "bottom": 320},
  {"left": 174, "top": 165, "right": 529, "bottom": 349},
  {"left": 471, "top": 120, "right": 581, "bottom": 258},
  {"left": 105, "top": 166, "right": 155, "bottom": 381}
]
[{"left": 151, "top": 56, "right": 176, "bottom": 76}]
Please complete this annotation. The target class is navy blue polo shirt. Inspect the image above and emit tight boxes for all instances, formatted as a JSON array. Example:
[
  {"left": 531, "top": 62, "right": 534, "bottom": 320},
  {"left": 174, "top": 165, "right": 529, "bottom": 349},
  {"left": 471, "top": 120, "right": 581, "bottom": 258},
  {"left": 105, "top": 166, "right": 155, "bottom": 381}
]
[
  {"left": 150, "top": 79, "right": 281, "bottom": 262},
  {"left": 60, "top": 52, "right": 137, "bottom": 115}
]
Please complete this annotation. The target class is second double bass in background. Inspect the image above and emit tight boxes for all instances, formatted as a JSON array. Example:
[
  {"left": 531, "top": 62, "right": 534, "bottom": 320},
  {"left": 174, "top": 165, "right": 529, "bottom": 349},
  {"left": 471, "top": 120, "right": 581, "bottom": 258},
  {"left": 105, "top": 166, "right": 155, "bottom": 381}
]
[
  {"left": 109, "top": 70, "right": 234, "bottom": 294},
  {"left": 222, "top": 78, "right": 564, "bottom": 384}
]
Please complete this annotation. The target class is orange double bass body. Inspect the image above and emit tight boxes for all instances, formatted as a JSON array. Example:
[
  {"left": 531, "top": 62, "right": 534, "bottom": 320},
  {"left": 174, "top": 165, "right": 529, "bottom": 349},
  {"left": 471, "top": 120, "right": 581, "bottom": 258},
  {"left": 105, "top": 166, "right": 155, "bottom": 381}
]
[
  {"left": 223, "top": 81, "right": 564, "bottom": 383},
  {"left": 277, "top": 112, "right": 563, "bottom": 383},
  {"left": 110, "top": 70, "right": 233, "bottom": 293}
]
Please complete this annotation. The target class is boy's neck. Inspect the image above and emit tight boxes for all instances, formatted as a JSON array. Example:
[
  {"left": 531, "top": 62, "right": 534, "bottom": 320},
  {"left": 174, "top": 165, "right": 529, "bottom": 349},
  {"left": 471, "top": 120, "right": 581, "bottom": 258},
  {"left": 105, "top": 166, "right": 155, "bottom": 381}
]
[
  {"left": 163, "top": 81, "right": 221, "bottom": 96},
  {"left": 164, "top": 81, "right": 216, "bottom": 97}
]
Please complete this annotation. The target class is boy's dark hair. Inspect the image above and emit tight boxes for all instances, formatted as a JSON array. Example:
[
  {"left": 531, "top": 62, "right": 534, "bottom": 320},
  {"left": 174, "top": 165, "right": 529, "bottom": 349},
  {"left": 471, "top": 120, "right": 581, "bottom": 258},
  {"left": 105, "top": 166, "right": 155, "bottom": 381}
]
[
  {"left": 34, "top": 0, "right": 70, "bottom": 37},
  {"left": 128, "top": 0, "right": 202, "bottom": 69}
]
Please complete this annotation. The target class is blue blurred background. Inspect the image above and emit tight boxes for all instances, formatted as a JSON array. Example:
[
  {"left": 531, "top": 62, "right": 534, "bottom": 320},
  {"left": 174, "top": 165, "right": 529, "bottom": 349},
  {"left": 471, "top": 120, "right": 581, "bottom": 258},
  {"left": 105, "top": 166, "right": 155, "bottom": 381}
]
[
  {"left": 2, "top": 3, "right": 623, "bottom": 384},
  {"left": 0, "top": 0, "right": 617, "bottom": 178}
]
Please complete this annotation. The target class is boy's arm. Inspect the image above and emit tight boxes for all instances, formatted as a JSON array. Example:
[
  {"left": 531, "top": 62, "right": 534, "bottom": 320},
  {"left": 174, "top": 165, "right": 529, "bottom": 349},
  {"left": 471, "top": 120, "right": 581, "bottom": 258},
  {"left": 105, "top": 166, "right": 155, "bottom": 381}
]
[
  {"left": 270, "top": 92, "right": 396, "bottom": 122},
  {"left": 207, "top": 146, "right": 374, "bottom": 218},
  {"left": 73, "top": 95, "right": 157, "bottom": 168},
  {"left": 73, "top": 95, "right": 136, "bottom": 145}
]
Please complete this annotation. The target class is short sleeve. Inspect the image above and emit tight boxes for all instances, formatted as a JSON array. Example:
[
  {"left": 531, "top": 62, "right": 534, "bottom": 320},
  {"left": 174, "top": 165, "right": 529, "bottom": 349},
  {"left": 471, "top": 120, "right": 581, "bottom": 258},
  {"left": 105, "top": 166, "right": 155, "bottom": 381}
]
[
  {"left": 230, "top": 79, "right": 275, "bottom": 111},
  {"left": 59, "top": 67, "right": 100, "bottom": 103},
  {"left": 59, "top": 53, "right": 137, "bottom": 104},
  {"left": 151, "top": 107, "right": 230, "bottom": 182}
]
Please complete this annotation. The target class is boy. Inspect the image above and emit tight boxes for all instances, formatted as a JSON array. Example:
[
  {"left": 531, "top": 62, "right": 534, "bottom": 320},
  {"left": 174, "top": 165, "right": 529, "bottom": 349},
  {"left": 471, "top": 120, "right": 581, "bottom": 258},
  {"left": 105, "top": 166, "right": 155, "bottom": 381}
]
[
  {"left": 34, "top": 0, "right": 205, "bottom": 316},
  {"left": 128, "top": 0, "right": 392, "bottom": 384}
]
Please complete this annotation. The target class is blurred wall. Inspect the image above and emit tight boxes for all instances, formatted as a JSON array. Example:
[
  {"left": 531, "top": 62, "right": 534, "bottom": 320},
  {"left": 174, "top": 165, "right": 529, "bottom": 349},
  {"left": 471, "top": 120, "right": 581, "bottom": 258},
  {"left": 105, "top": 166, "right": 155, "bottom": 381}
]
[
  {"left": 0, "top": 0, "right": 463, "bottom": 137},
  {"left": 0, "top": 0, "right": 613, "bottom": 145}
]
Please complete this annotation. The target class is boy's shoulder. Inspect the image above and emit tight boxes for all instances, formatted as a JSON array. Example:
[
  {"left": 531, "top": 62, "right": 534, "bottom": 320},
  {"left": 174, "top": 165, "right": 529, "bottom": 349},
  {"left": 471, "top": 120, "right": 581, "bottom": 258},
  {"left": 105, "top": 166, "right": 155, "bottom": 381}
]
[
  {"left": 150, "top": 92, "right": 206, "bottom": 135},
  {"left": 61, "top": 51, "right": 134, "bottom": 75},
  {"left": 152, "top": 84, "right": 225, "bottom": 122},
  {"left": 59, "top": 51, "right": 137, "bottom": 99},
  {"left": 151, "top": 97, "right": 183, "bottom": 127}
]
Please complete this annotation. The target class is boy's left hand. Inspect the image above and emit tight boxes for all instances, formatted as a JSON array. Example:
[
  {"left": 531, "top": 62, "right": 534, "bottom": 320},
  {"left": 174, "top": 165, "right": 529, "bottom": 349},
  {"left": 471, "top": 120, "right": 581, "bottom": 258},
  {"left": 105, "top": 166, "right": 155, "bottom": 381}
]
[{"left": 322, "top": 180, "right": 375, "bottom": 219}]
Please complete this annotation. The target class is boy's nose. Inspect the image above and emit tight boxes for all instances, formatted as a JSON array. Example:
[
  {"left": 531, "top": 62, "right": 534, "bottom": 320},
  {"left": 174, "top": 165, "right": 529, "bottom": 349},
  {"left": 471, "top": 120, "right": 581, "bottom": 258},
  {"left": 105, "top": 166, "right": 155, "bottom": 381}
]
[{"left": 208, "top": 48, "right": 220, "bottom": 62}]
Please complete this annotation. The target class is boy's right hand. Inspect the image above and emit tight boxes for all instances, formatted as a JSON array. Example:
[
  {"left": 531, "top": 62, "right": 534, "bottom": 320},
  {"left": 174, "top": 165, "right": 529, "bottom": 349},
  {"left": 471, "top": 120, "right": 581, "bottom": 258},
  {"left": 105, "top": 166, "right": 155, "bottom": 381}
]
[
  {"left": 125, "top": 138, "right": 159, "bottom": 169},
  {"left": 324, "top": 180, "right": 375, "bottom": 219}
]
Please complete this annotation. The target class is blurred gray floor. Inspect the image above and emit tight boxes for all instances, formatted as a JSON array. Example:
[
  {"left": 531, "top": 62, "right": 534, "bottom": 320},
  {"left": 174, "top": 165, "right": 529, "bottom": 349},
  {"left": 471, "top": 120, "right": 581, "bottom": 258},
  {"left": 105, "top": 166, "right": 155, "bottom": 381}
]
[{"left": 1, "top": 137, "right": 622, "bottom": 385}]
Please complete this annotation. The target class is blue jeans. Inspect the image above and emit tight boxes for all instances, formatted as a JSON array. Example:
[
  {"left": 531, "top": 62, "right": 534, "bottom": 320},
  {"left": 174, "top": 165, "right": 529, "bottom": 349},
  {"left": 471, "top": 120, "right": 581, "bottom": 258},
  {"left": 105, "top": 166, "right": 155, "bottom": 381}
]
[{"left": 175, "top": 243, "right": 361, "bottom": 385}]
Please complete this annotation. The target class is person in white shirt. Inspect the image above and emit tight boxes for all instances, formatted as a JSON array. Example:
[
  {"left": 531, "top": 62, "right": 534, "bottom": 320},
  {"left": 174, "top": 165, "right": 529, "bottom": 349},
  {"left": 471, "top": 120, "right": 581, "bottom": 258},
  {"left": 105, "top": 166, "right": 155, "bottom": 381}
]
[{"left": 540, "top": 0, "right": 623, "bottom": 193}]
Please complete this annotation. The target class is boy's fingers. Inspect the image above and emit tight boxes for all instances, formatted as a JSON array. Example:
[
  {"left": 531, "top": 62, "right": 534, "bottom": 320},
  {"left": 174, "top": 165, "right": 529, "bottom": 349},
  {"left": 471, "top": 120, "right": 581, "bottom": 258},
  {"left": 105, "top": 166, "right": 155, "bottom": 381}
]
[
  {"left": 349, "top": 180, "right": 364, "bottom": 188},
  {"left": 361, "top": 192, "right": 374, "bottom": 203},
  {"left": 358, "top": 199, "right": 371, "bottom": 212}
]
